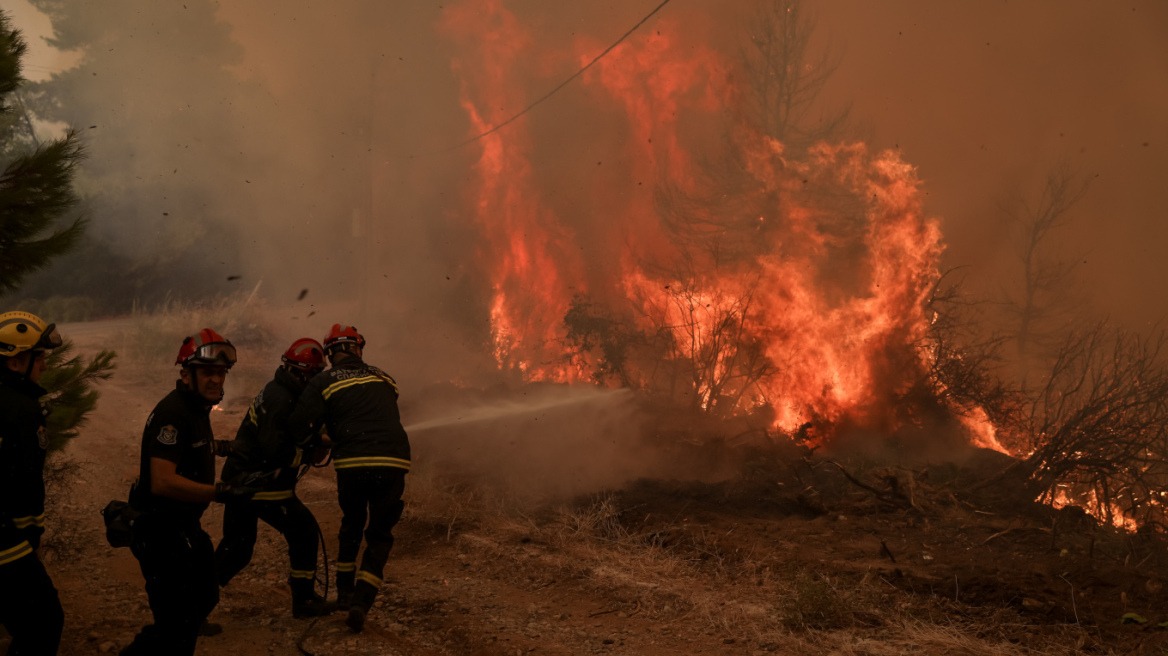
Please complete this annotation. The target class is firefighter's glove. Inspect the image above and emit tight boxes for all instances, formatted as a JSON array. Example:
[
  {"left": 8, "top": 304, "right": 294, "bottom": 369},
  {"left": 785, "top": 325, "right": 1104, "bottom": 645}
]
[
  {"left": 213, "top": 439, "right": 240, "bottom": 457},
  {"left": 214, "top": 482, "right": 260, "bottom": 504}
]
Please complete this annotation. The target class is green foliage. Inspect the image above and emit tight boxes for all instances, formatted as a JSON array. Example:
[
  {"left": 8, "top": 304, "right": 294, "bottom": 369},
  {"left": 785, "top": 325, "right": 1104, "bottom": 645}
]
[
  {"left": 39, "top": 340, "right": 116, "bottom": 452},
  {"left": 0, "top": 10, "right": 111, "bottom": 457},
  {"left": 0, "top": 14, "right": 24, "bottom": 105},
  {"left": 0, "top": 11, "right": 86, "bottom": 295}
]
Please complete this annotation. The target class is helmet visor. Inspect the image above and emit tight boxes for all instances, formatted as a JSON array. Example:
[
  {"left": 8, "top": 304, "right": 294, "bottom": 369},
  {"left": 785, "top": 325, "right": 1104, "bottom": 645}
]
[
  {"left": 34, "top": 324, "right": 63, "bottom": 351},
  {"left": 189, "top": 342, "right": 237, "bottom": 367}
]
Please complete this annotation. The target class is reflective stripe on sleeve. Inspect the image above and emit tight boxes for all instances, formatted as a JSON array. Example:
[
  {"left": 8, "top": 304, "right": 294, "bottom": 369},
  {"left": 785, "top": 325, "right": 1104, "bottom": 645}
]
[
  {"left": 0, "top": 541, "right": 33, "bottom": 566},
  {"left": 335, "top": 562, "right": 356, "bottom": 572},
  {"left": 333, "top": 456, "right": 411, "bottom": 471},
  {"left": 290, "top": 569, "right": 315, "bottom": 579},
  {"left": 321, "top": 376, "right": 384, "bottom": 401}
]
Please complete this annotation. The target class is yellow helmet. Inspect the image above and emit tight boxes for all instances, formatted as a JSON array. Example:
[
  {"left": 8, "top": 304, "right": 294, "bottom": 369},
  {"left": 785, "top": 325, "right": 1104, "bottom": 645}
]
[{"left": 0, "top": 312, "right": 63, "bottom": 357}]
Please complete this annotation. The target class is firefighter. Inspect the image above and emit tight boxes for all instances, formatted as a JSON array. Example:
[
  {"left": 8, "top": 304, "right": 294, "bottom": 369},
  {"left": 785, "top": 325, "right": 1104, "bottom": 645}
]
[
  {"left": 214, "top": 338, "right": 334, "bottom": 618},
  {"left": 121, "top": 329, "right": 258, "bottom": 656},
  {"left": 289, "top": 324, "right": 410, "bottom": 633},
  {"left": 0, "top": 312, "right": 64, "bottom": 655}
]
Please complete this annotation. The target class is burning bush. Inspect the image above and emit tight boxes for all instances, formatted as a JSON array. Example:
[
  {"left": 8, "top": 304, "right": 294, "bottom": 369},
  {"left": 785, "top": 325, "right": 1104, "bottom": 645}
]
[{"left": 1019, "top": 323, "right": 1168, "bottom": 529}]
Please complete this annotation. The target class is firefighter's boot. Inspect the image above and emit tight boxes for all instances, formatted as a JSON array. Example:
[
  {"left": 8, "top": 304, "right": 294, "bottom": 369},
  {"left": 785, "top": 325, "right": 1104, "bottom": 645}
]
[
  {"left": 346, "top": 578, "right": 378, "bottom": 633},
  {"left": 197, "top": 621, "right": 222, "bottom": 636},
  {"left": 290, "top": 577, "right": 335, "bottom": 619},
  {"left": 335, "top": 569, "right": 355, "bottom": 608}
]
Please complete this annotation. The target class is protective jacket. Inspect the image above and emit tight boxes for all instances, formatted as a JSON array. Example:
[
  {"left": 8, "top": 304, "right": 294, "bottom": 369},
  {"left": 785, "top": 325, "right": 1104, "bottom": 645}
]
[
  {"left": 221, "top": 366, "right": 305, "bottom": 495},
  {"left": 288, "top": 356, "right": 410, "bottom": 472},
  {"left": 0, "top": 368, "right": 50, "bottom": 565},
  {"left": 131, "top": 381, "right": 216, "bottom": 525}
]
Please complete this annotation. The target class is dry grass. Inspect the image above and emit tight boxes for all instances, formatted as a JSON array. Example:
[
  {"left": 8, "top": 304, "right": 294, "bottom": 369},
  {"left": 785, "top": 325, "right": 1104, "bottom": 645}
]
[
  {"left": 116, "top": 288, "right": 276, "bottom": 370},
  {"left": 397, "top": 481, "right": 1101, "bottom": 656},
  {"left": 111, "top": 290, "right": 279, "bottom": 399}
]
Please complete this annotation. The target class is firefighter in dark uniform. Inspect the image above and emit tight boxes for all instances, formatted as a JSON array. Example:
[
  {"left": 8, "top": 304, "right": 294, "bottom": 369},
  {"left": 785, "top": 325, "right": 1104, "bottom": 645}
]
[
  {"left": 0, "top": 312, "right": 64, "bottom": 655},
  {"left": 122, "top": 329, "right": 257, "bottom": 656},
  {"left": 214, "top": 338, "right": 333, "bottom": 618},
  {"left": 289, "top": 324, "right": 410, "bottom": 633}
]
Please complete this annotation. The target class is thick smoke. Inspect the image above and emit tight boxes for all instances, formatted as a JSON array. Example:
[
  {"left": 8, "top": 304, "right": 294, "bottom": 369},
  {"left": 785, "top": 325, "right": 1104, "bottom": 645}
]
[{"left": 6, "top": 1, "right": 1167, "bottom": 490}]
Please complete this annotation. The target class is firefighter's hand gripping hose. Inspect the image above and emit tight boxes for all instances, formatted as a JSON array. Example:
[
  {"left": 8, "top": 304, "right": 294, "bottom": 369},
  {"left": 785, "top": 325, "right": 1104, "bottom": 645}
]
[{"left": 214, "top": 469, "right": 280, "bottom": 503}]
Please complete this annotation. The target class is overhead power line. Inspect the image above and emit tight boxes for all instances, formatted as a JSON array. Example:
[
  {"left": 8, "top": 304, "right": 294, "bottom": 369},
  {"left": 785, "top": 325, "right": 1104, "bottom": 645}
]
[{"left": 455, "top": 0, "right": 675, "bottom": 149}]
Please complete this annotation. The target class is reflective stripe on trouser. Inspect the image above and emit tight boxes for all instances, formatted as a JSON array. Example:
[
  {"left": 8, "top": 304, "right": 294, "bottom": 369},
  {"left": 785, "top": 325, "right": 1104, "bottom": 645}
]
[
  {"left": 333, "top": 456, "right": 411, "bottom": 471},
  {"left": 214, "top": 495, "right": 320, "bottom": 590},
  {"left": 0, "top": 540, "right": 33, "bottom": 566},
  {"left": 0, "top": 551, "right": 64, "bottom": 655},
  {"left": 336, "top": 468, "right": 406, "bottom": 611}
]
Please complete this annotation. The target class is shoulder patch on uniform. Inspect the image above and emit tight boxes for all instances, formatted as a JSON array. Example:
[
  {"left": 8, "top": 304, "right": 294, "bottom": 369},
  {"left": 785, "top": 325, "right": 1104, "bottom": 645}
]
[
  {"left": 157, "top": 425, "right": 178, "bottom": 445},
  {"left": 36, "top": 426, "right": 48, "bottom": 450}
]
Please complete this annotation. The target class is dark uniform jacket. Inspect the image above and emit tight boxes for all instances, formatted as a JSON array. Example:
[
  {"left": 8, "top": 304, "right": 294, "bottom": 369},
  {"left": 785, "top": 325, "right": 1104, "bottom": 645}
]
[
  {"left": 220, "top": 366, "right": 305, "bottom": 497},
  {"left": 288, "top": 356, "right": 410, "bottom": 473},
  {"left": 0, "top": 368, "right": 50, "bottom": 565},
  {"left": 131, "top": 382, "right": 216, "bottom": 526}
]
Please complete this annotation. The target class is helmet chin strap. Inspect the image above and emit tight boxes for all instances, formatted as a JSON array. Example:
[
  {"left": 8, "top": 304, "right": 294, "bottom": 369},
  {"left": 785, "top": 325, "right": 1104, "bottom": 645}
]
[{"left": 22, "top": 351, "right": 40, "bottom": 379}]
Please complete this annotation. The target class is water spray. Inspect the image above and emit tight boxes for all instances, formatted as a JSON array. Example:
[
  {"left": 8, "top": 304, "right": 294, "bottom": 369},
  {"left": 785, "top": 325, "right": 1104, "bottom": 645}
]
[{"left": 403, "top": 387, "right": 633, "bottom": 433}]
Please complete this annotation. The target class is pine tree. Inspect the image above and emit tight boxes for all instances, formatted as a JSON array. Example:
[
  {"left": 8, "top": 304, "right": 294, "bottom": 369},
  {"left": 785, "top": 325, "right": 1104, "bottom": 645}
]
[
  {"left": 0, "top": 9, "right": 115, "bottom": 453},
  {"left": 40, "top": 343, "right": 115, "bottom": 451},
  {"left": 0, "top": 11, "right": 86, "bottom": 293}
]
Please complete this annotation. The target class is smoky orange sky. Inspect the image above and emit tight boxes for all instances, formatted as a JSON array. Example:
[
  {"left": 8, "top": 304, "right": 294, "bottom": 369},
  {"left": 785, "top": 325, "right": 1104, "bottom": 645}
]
[
  {"left": 217, "top": 0, "right": 1168, "bottom": 329},
  {"left": 6, "top": 0, "right": 1168, "bottom": 382}
]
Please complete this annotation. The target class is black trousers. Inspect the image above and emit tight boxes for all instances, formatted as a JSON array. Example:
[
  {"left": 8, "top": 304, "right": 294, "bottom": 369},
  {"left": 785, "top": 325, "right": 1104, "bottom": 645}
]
[
  {"left": 336, "top": 468, "right": 405, "bottom": 610},
  {"left": 123, "top": 523, "right": 218, "bottom": 656},
  {"left": 214, "top": 495, "right": 320, "bottom": 595},
  {"left": 0, "top": 552, "right": 63, "bottom": 655}
]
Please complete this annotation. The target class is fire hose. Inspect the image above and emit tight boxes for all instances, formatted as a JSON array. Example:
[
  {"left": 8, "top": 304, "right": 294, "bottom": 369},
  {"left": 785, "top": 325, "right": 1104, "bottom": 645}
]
[{"left": 295, "top": 452, "right": 333, "bottom": 656}]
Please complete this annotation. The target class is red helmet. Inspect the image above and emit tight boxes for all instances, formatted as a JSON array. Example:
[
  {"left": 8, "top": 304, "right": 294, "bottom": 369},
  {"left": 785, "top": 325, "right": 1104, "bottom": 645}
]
[
  {"left": 175, "top": 329, "right": 237, "bottom": 368},
  {"left": 281, "top": 338, "right": 325, "bottom": 372},
  {"left": 323, "top": 324, "right": 365, "bottom": 352}
]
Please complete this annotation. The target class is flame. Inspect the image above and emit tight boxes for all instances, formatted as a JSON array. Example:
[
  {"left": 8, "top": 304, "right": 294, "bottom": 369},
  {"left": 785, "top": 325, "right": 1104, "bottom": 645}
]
[
  {"left": 958, "top": 407, "right": 1006, "bottom": 453},
  {"left": 441, "top": 2, "right": 969, "bottom": 441},
  {"left": 1048, "top": 487, "right": 1139, "bottom": 532},
  {"left": 441, "top": 0, "right": 585, "bottom": 380}
]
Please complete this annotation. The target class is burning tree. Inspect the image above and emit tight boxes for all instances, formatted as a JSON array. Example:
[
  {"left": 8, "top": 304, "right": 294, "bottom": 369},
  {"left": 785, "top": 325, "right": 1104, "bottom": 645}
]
[
  {"left": 441, "top": 0, "right": 1005, "bottom": 445},
  {"left": 741, "top": 0, "right": 850, "bottom": 150}
]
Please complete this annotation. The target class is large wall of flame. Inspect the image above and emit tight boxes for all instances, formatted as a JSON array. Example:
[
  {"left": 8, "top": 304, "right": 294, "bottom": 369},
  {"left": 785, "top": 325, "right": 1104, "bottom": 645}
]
[{"left": 9, "top": 0, "right": 1167, "bottom": 391}]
